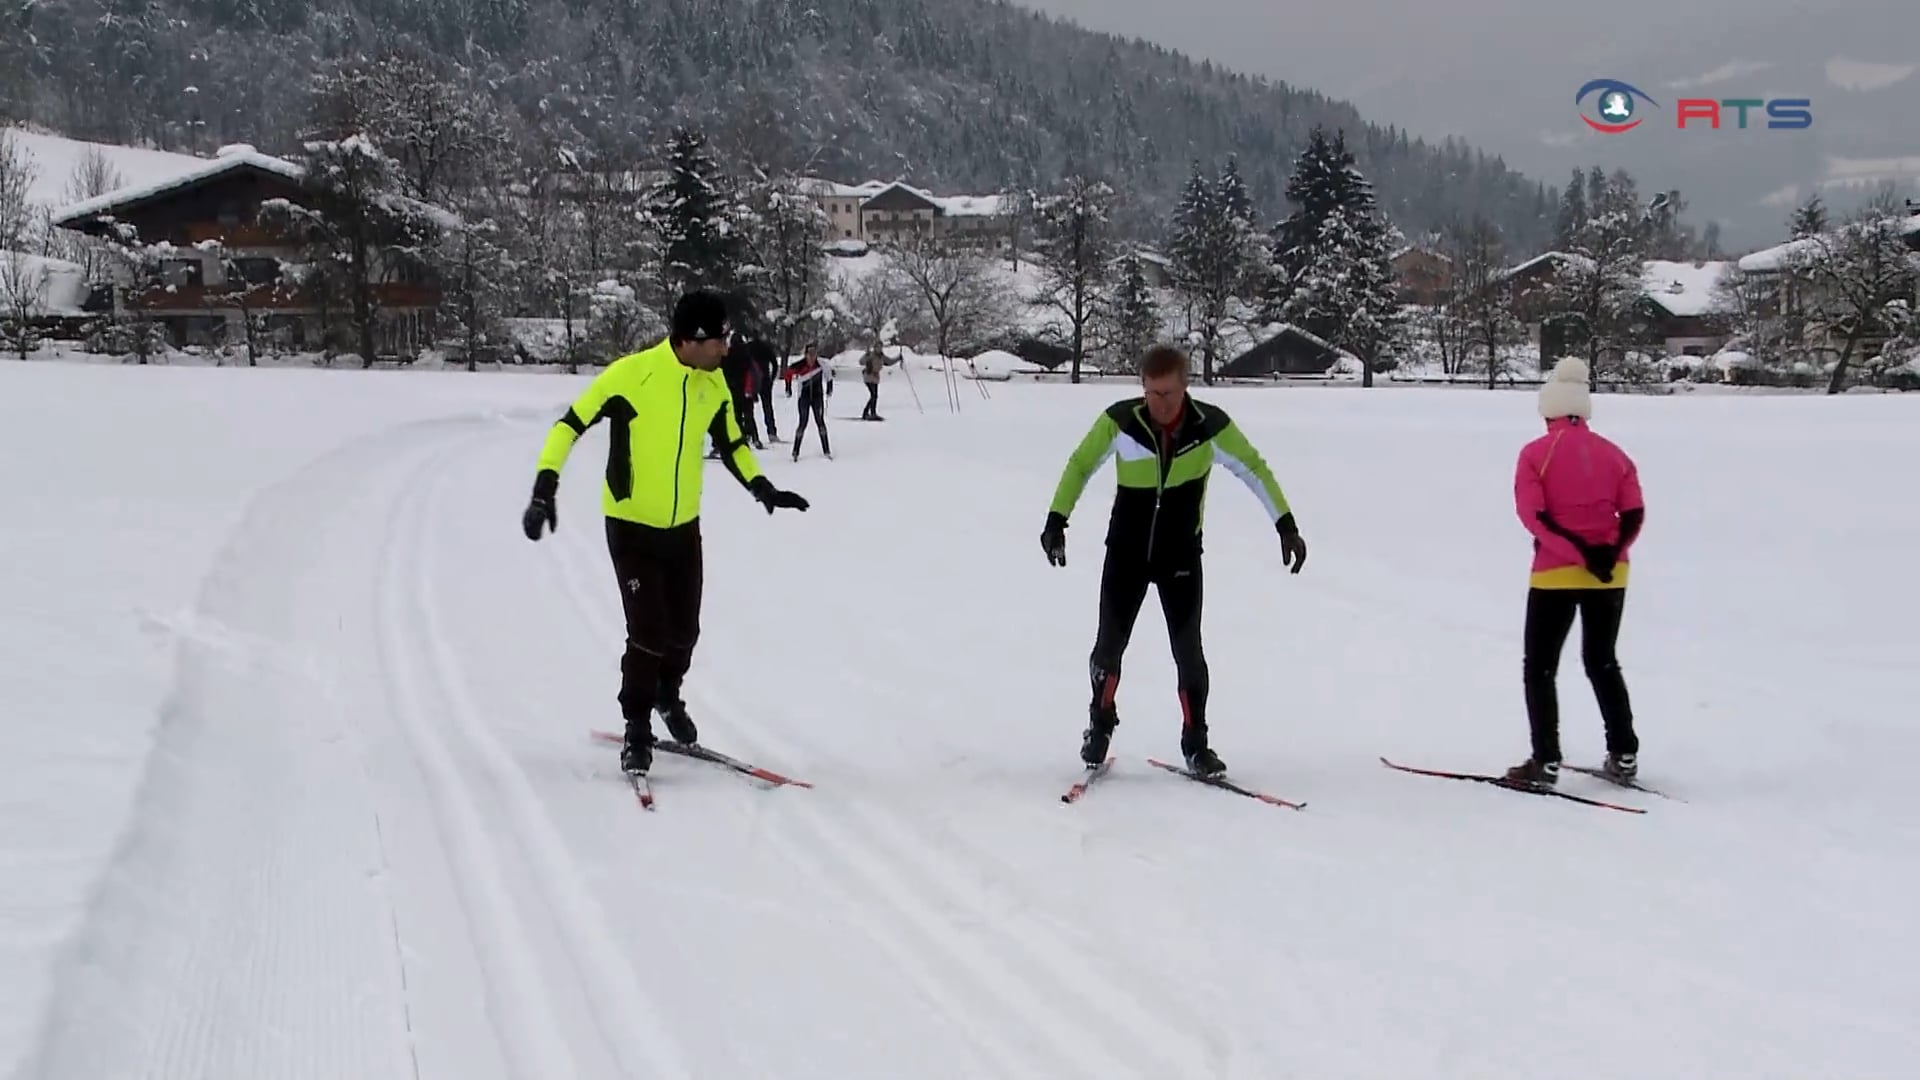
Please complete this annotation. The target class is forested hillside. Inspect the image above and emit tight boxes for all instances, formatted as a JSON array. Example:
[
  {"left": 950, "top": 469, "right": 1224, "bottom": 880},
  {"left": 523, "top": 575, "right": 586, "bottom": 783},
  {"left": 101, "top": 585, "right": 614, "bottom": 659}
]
[{"left": 0, "top": 0, "right": 1555, "bottom": 249}]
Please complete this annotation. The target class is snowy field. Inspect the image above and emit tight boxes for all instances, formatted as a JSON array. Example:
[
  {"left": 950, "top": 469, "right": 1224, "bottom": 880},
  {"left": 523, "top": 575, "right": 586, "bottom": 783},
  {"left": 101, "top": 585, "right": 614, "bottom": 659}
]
[{"left": 2, "top": 360, "right": 1916, "bottom": 1079}]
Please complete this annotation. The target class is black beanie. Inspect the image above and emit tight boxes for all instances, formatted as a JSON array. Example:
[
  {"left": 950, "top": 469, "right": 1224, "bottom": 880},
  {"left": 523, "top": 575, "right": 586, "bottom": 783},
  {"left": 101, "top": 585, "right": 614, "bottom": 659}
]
[{"left": 671, "top": 289, "right": 729, "bottom": 343}]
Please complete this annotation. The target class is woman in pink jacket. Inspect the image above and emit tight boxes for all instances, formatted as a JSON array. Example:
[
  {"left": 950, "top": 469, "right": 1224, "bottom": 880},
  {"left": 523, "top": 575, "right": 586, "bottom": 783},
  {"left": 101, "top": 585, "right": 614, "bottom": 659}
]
[{"left": 1505, "top": 356, "right": 1645, "bottom": 790}]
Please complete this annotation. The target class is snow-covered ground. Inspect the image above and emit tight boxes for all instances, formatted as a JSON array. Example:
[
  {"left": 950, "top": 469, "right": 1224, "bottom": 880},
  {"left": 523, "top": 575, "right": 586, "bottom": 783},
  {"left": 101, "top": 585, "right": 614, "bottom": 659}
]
[{"left": 3, "top": 360, "right": 1916, "bottom": 1079}]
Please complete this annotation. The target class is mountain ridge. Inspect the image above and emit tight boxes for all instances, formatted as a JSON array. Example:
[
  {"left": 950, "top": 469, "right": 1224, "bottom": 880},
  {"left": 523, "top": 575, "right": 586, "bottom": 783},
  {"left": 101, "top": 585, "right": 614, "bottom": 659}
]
[{"left": 0, "top": 0, "right": 1557, "bottom": 251}]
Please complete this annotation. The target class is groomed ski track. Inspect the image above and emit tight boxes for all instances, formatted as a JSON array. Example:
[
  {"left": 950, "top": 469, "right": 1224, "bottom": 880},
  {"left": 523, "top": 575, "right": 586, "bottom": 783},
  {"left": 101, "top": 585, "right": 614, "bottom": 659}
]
[{"left": 10, "top": 368, "right": 1918, "bottom": 1079}]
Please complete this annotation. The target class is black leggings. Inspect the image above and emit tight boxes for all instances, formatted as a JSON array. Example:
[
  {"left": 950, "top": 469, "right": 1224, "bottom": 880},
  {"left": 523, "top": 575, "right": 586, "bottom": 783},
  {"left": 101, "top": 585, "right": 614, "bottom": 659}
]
[
  {"left": 607, "top": 519, "right": 703, "bottom": 729},
  {"left": 1523, "top": 587, "right": 1637, "bottom": 762},
  {"left": 1089, "top": 551, "right": 1210, "bottom": 749},
  {"left": 794, "top": 392, "right": 829, "bottom": 454}
]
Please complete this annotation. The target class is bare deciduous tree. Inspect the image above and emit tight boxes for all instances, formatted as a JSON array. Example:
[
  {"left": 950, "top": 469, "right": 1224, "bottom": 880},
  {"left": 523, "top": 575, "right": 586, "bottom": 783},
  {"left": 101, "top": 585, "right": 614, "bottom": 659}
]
[
  {"left": 886, "top": 231, "right": 1002, "bottom": 363},
  {"left": 1028, "top": 175, "right": 1115, "bottom": 383},
  {"left": 1788, "top": 190, "right": 1920, "bottom": 393},
  {"left": 1446, "top": 214, "right": 1522, "bottom": 387}
]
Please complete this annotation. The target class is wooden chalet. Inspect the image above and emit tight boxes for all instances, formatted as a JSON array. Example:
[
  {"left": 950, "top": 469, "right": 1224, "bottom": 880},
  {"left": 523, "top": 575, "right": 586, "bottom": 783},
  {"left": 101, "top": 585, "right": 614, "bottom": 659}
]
[
  {"left": 1391, "top": 246, "right": 1454, "bottom": 306},
  {"left": 1219, "top": 325, "right": 1341, "bottom": 377},
  {"left": 50, "top": 144, "right": 440, "bottom": 358},
  {"left": 1493, "top": 251, "right": 1593, "bottom": 365},
  {"left": 1634, "top": 260, "right": 1734, "bottom": 356}
]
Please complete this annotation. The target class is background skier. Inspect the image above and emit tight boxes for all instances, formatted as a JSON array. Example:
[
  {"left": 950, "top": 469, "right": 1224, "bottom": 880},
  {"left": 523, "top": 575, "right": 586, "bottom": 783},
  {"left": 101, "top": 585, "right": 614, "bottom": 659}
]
[
  {"left": 860, "top": 345, "right": 885, "bottom": 420},
  {"left": 722, "top": 332, "right": 763, "bottom": 448},
  {"left": 1041, "top": 344, "right": 1306, "bottom": 777},
  {"left": 749, "top": 337, "right": 781, "bottom": 442},
  {"left": 784, "top": 342, "right": 833, "bottom": 460},
  {"left": 519, "top": 290, "right": 811, "bottom": 776},
  {"left": 1506, "top": 356, "right": 1645, "bottom": 789}
]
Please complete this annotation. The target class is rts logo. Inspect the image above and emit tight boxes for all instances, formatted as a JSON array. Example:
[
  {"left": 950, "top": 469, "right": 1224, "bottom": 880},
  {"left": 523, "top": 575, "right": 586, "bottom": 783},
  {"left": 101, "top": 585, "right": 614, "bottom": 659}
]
[{"left": 1575, "top": 78, "right": 1813, "bottom": 132}]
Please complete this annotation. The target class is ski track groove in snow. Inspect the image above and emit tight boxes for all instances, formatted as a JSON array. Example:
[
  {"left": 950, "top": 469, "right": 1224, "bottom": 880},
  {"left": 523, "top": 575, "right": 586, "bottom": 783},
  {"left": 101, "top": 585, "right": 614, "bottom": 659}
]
[
  {"left": 544, "top": 514, "right": 1200, "bottom": 1080},
  {"left": 14, "top": 418, "right": 482, "bottom": 1080},
  {"left": 373, "top": 433, "right": 588, "bottom": 1080},
  {"left": 542, "top": 517, "right": 1077, "bottom": 1077},
  {"left": 402, "top": 441, "right": 695, "bottom": 1080}
]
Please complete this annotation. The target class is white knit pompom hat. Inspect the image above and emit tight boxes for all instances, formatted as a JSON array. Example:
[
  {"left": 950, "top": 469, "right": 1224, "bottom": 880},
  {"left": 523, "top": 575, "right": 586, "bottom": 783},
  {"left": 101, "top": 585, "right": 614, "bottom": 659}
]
[{"left": 1538, "top": 356, "right": 1591, "bottom": 420}]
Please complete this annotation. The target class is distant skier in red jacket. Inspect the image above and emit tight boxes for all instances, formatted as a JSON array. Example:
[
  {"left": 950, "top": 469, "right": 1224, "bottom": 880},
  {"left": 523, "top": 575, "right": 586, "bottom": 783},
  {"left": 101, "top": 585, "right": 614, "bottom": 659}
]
[
  {"left": 784, "top": 343, "right": 833, "bottom": 461},
  {"left": 1506, "top": 356, "right": 1645, "bottom": 790}
]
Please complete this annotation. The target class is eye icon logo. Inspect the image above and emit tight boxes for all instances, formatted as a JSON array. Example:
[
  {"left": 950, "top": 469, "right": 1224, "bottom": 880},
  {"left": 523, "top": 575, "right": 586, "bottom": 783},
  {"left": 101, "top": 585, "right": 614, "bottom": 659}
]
[{"left": 1577, "top": 78, "right": 1657, "bottom": 133}]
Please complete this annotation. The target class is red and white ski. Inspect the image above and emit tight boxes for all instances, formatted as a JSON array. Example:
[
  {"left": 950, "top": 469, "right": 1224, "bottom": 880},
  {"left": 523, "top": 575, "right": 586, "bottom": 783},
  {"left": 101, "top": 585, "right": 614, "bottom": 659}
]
[
  {"left": 1060, "top": 756, "right": 1116, "bottom": 803},
  {"left": 1146, "top": 758, "right": 1306, "bottom": 810},
  {"left": 588, "top": 730, "right": 813, "bottom": 790}
]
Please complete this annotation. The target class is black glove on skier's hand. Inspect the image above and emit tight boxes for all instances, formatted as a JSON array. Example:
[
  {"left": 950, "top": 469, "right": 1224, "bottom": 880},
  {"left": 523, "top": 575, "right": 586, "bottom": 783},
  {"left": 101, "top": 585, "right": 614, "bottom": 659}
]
[
  {"left": 1041, "top": 511, "right": 1068, "bottom": 567},
  {"left": 1582, "top": 542, "right": 1619, "bottom": 583},
  {"left": 522, "top": 470, "right": 558, "bottom": 541},
  {"left": 749, "top": 476, "right": 809, "bottom": 513},
  {"left": 1276, "top": 513, "right": 1307, "bottom": 574}
]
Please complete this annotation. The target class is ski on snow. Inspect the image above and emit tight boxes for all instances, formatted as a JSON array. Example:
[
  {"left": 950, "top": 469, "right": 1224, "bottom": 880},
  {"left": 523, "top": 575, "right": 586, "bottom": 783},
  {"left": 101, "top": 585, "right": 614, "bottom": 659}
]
[
  {"left": 1147, "top": 758, "right": 1307, "bottom": 809},
  {"left": 626, "top": 772, "right": 654, "bottom": 811},
  {"left": 588, "top": 730, "right": 814, "bottom": 807},
  {"left": 1559, "top": 762, "right": 1680, "bottom": 801},
  {"left": 1060, "top": 757, "right": 1305, "bottom": 809},
  {"left": 1379, "top": 757, "right": 1646, "bottom": 814},
  {"left": 1059, "top": 756, "right": 1115, "bottom": 803}
]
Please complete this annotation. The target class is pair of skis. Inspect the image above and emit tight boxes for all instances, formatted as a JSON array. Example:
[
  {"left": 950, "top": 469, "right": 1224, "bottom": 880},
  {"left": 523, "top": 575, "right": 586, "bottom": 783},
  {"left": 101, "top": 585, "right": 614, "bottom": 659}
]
[
  {"left": 588, "top": 730, "right": 813, "bottom": 812},
  {"left": 1061, "top": 756, "right": 1307, "bottom": 810},
  {"left": 1380, "top": 757, "right": 1675, "bottom": 813}
]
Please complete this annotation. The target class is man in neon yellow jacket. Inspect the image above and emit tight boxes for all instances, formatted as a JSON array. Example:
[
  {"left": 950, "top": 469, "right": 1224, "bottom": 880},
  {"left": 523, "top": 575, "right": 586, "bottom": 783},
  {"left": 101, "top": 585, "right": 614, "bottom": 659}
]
[
  {"left": 1042, "top": 345, "right": 1307, "bottom": 777},
  {"left": 521, "top": 290, "right": 810, "bottom": 776}
]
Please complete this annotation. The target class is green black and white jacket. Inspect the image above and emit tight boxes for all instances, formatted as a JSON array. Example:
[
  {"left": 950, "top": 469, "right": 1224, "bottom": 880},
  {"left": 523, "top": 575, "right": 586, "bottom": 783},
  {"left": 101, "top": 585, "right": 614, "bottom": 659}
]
[{"left": 1048, "top": 395, "right": 1293, "bottom": 563}]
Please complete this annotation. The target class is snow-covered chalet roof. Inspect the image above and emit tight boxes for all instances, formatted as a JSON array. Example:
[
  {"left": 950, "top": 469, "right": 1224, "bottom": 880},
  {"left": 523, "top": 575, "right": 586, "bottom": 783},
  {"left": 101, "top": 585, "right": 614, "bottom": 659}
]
[
  {"left": 50, "top": 143, "right": 304, "bottom": 226},
  {"left": 1495, "top": 250, "right": 1595, "bottom": 282},
  {"left": 796, "top": 177, "right": 890, "bottom": 199},
  {"left": 1640, "top": 260, "right": 1733, "bottom": 317},
  {"left": 799, "top": 177, "right": 1009, "bottom": 216},
  {"left": 1738, "top": 211, "right": 1920, "bottom": 273}
]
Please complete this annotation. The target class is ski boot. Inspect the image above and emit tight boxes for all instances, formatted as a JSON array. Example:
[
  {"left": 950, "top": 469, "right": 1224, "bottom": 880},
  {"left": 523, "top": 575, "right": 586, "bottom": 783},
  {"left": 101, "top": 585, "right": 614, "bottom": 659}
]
[
  {"left": 1603, "top": 752, "right": 1638, "bottom": 782},
  {"left": 1081, "top": 704, "right": 1117, "bottom": 766},
  {"left": 620, "top": 728, "right": 654, "bottom": 776},
  {"left": 1182, "top": 744, "right": 1226, "bottom": 778},
  {"left": 1502, "top": 757, "right": 1560, "bottom": 788},
  {"left": 657, "top": 700, "right": 700, "bottom": 747},
  {"left": 1179, "top": 710, "right": 1226, "bottom": 777}
]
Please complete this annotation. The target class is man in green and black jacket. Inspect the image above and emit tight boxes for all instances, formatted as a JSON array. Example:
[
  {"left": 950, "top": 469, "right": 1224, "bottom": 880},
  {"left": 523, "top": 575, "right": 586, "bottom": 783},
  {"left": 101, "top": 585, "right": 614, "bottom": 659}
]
[
  {"left": 520, "top": 290, "right": 811, "bottom": 777},
  {"left": 1041, "top": 345, "right": 1307, "bottom": 777}
]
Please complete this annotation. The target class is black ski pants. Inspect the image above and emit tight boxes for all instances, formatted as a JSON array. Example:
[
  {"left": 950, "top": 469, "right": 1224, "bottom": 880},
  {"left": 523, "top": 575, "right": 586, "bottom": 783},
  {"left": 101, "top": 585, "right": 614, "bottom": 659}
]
[
  {"left": 794, "top": 390, "right": 829, "bottom": 455},
  {"left": 1089, "top": 548, "right": 1210, "bottom": 751},
  {"left": 758, "top": 377, "right": 778, "bottom": 438},
  {"left": 1523, "top": 587, "right": 1637, "bottom": 762},
  {"left": 734, "top": 391, "right": 760, "bottom": 443},
  {"left": 607, "top": 517, "right": 703, "bottom": 736},
  {"left": 862, "top": 381, "right": 880, "bottom": 419}
]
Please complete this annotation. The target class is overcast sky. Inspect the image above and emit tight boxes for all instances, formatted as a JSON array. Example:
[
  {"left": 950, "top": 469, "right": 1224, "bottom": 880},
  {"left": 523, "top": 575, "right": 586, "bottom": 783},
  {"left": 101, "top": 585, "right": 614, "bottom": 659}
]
[{"left": 1019, "top": 0, "right": 1823, "bottom": 156}]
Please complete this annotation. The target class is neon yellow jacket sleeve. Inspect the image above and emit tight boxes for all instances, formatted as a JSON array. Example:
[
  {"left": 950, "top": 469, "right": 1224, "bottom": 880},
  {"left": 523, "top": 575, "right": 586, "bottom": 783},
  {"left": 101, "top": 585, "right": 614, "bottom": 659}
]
[
  {"left": 1048, "top": 411, "right": 1122, "bottom": 518},
  {"left": 1210, "top": 420, "right": 1291, "bottom": 523},
  {"left": 536, "top": 357, "right": 630, "bottom": 475}
]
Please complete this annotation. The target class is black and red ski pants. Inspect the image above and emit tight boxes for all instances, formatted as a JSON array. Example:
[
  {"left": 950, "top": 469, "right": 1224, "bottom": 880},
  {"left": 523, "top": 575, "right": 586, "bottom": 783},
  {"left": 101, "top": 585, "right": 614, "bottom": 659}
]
[{"left": 1088, "top": 546, "right": 1210, "bottom": 753}]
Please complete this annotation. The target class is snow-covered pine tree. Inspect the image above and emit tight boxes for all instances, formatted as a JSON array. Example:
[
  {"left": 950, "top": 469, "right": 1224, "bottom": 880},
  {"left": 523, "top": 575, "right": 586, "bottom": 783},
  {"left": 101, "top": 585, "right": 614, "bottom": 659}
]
[
  {"left": 1553, "top": 168, "right": 1589, "bottom": 251},
  {"left": 1789, "top": 194, "right": 1828, "bottom": 239},
  {"left": 1548, "top": 168, "right": 1647, "bottom": 384},
  {"left": 1103, "top": 249, "right": 1161, "bottom": 371},
  {"left": 741, "top": 174, "right": 832, "bottom": 358},
  {"left": 1169, "top": 158, "right": 1260, "bottom": 382},
  {"left": 645, "top": 125, "right": 749, "bottom": 310},
  {"left": 1029, "top": 174, "right": 1117, "bottom": 382},
  {"left": 1269, "top": 126, "right": 1405, "bottom": 385}
]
